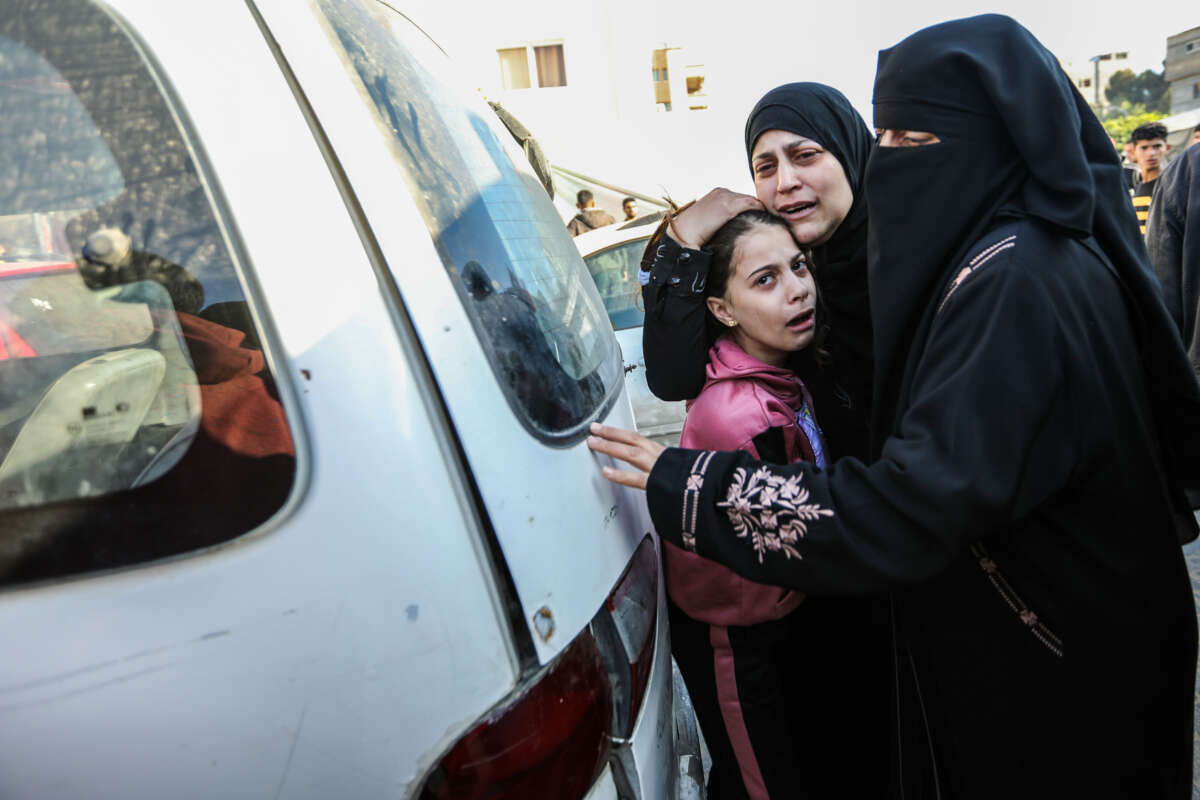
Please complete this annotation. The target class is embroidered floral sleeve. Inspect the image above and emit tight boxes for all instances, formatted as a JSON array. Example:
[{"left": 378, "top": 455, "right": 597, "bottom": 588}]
[
  {"left": 645, "top": 234, "right": 1079, "bottom": 597},
  {"left": 715, "top": 465, "right": 834, "bottom": 563}
]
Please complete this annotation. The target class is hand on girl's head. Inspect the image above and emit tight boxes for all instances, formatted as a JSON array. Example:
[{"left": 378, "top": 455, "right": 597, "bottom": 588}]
[{"left": 669, "top": 188, "right": 763, "bottom": 250}]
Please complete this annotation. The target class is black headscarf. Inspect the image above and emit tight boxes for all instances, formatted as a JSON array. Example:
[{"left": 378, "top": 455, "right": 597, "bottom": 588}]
[
  {"left": 744, "top": 83, "right": 877, "bottom": 457},
  {"left": 865, "top": 14, "right": 1200, "bottom": 484}
]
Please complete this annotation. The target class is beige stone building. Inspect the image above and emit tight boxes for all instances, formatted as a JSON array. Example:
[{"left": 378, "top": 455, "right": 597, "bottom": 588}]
[
  {"left": 1060, "top": 51, "right": 1131, "bottom": 112},
  {"left": 651, "top": 47, "right": 707, "bottom": 112},
  {"left": 1164, "top": 25, "right": 1200, "bottom": 114}
]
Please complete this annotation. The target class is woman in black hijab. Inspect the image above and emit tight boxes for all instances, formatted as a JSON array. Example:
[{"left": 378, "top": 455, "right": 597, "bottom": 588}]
[
  {"left": 595, "top": 15, "right": 1200, "bottom": 797},
  {"left": 641, "top": 83, "right": 889, "bottom": 799},
  {"left": 642, "top": 82, "right": 874, "bottom": 461}
]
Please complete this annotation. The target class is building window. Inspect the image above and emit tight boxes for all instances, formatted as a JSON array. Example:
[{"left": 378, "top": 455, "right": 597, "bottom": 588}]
[
  {"left": 652, "top": 68, "right": 658, "bottom": 81},
  {"left": 1187, "top": 42, "right": 1195, "bottom": 52},
  {"left": 1080, "top": 78, "right": 1091, "bottom": 88},
  {"left": 1193, "top": 82, "right": 1200, "bottom": 99},
  {"left": 662, "top": 66, "right": 668, "bottom": 81},
  {"left": 498, "top": 47, "right": 531, "bottom": 89},
  {"left": 497, "top": 43, "right": 566, "bottom": 90},
  {"left": 534, "top": 44, "right": 566, "bottom": 87}
]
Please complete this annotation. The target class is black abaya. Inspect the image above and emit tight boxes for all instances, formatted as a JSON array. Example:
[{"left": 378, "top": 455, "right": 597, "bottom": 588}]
[{"left": 645, "top": 15, "right": 1200, "bottom": 797}]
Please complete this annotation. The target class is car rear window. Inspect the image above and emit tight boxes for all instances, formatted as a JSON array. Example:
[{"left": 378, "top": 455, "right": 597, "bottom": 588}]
[
  {"left": 313, "top": 0, "right": 622, "bottom": 443},
  {"left": 0, "top": 0, "right": 295, "bottom": 585}
]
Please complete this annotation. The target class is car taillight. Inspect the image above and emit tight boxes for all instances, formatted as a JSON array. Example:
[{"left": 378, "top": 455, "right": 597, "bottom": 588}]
[
  {"left": 418, "top": 537, "right": 659, "bottom": 798},
  {"left": 418, "top": 631, "right": 612, "bottom": 800},
  {"left": 591, "top": 536, "right": 658, "bottom": 740}
]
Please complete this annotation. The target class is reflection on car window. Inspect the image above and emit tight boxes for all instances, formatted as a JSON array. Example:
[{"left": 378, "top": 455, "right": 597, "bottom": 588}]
[
  {"left": 313, "top": 0, "right": 621, "bottom": 441},
  {"left": 0, "top": 0, "right": 295, "bottom": 585},
  {"left": 584, "top": 239, "right": 647, "bottom": 331}
]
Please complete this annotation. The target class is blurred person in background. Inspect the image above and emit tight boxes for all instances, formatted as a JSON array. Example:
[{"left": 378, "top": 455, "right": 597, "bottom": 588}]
[
  {"left": 1131, "top": 121, "right": 1171, "bottom": 234},
  {"left": 622, "top": 196, "right": 638, "bottom": 221},
  {"left": 567, "top": 189, "right": 615, "bottom": 236},
  {"left": 1148, "top": 126, "right": 1200, "bottom": 380}
]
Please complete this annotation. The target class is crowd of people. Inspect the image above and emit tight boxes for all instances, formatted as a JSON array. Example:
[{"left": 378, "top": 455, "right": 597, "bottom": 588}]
[{"left": 586, "top": 13, "right": 1200, "bottom": 800}]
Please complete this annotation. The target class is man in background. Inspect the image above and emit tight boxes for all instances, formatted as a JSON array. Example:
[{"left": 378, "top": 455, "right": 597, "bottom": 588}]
[
  {"left": 1131, "top": 121, "right": 1171, "bottom": 235},
  {"left": 1121, "top": 138, "right": 1140, "bottom": 193},
  {"left": 567, "top": 190, "right": 616, "bottom": 236},
  {"left": 621, "top": 196, "right": 638, "bottom": 221},
  {"left": 1191, "top": 123, "right": 1200, "bottom": 148},
  {"left": 1147, "top": 134, "right": 1200, "bottom": 376}
]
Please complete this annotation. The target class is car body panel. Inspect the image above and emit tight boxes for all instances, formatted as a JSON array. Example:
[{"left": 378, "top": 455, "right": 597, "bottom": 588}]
[
  {"left": 0, "top": 2, "right": 517, "bottom": 796},
  {"left": 255, "top": 0, "right": 652, "bottom": 668},
  {"left": 0, "top": 1, "right": 699, "bottom": 798}
]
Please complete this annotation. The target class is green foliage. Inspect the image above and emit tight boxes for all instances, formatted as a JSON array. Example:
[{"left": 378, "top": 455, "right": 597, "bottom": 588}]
[
  {"left": 1101, "top": 111, "right": 1167, "bottom": 145},
  {"left": 1105, "top": 69, "right": 1169, "bottom": 113}
]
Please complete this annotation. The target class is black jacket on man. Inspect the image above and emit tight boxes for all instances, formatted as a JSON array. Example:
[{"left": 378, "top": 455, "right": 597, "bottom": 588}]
[{"left": 1148, "top": 144, "right": 1200, "bottom": 374}]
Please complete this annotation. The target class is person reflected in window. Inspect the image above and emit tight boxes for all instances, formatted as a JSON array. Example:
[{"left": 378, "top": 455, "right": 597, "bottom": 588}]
[{"left": 460, "top": 261, "right": 591, "bottom": 432}]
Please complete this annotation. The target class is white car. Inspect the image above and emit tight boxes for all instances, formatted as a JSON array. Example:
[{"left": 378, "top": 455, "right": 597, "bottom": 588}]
[
  {"left": 0, "top": 2, "right": 701, "bottom": 798},
  {"left": 575, "top": 222, "right": 686, "bottom": 447}
]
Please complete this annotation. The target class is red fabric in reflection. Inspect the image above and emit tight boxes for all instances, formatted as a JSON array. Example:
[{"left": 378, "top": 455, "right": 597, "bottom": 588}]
[
  {"left": 176, "top": 313, "right": 294, "bottom": 459},
  {"left": 0, "top": 319, "right": 37, "bottom": 360}
]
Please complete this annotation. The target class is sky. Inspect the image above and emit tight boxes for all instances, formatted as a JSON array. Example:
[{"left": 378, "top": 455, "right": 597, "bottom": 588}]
[
  {"left": 412, "top": 0, "right": 1198, "bottom": 204},
  {"left": 632, "top": 1, "right": 1196, "bottom": 198},
  {"left": 654, "top": 0, "right": 1196, "bottom": 120}
]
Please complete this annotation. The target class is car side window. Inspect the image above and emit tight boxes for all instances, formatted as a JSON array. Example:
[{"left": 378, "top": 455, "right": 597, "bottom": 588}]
[
  {"left": 583, "top": 239, "right": 647, "bottom": 331},
  {"left": 0, "top": 0, "right": 296, "bottom": 585}
]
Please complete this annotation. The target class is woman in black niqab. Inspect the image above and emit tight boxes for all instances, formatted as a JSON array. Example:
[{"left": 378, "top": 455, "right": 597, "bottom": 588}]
[
  {"left": 595, "top": 14, "right": 1200, "bottom": 798},
  {"left": 642, "top": 82, "right": 876, "bottom": 460},
  {"left": 866, "top": 14, "right": 1200, "bottom": 472}
]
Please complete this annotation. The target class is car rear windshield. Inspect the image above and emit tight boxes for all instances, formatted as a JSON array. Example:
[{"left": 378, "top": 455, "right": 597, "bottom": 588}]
[
  {"left": 0, "top": 0, "right": 295, "bottom": 585},
  {"left": 313, "top": 0, "right": 622, "bottom": 443}
]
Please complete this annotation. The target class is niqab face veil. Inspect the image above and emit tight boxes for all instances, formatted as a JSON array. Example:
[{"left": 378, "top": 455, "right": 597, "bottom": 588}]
[{"left": 865, "top": 14, "right": 1200, "bottom": 484}]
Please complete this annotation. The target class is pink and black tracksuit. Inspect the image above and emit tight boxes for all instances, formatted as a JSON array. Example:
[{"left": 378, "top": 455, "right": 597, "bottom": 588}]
[{"left": 664, "top": 335, "right": 827, "bottom": 800}]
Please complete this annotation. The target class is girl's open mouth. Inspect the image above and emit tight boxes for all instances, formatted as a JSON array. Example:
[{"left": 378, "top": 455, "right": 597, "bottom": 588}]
[{"left": 787, "top": 308, "right": 816, "bottom": 331}]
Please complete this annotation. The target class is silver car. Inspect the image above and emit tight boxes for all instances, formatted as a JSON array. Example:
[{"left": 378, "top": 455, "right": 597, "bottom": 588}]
[{"left": 0, "top": 1, "right": 701, "bottom": 798}]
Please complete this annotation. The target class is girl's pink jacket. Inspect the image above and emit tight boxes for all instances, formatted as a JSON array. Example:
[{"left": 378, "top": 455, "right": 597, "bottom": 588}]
[{"left": 665, "top": 335, "right": 820, "bottom": 626}]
